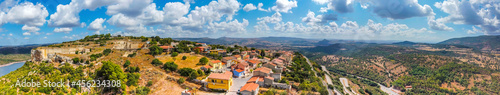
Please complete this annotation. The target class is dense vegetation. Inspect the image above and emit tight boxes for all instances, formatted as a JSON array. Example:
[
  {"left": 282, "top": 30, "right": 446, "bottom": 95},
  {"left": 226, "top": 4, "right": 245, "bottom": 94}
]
[{"left": 281, "top": 53, "right": 328, "bottom": 95}]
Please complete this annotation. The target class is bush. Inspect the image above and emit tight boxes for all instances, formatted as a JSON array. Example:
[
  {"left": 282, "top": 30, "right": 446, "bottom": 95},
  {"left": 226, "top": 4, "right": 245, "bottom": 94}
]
[
  {"left": 197, "top": 69, "right": 205, "bottom": 76},
  {"left": 127, "top": 66, "right": 140, "bottom": 73},
  {"left": 178, "top": 68, "right": 196, "bottom": 76},
  {"left": 151, "top": 59, "right": 163, "bottom": 66},
  {"left": 136, "top": 87, "right": 150, "bottom": 95},
  {"left": 103, "top": 49, "right": 112, "bottom": 56},
  {"left": 163, "top": 62, "right": 178, "bottom": 72},
  {"left": 127, "top": 73, "right": 140, "bottom": 86},
  {"left": 124, "top": 60, "right": 131, "bottom": 67},
  {"left": 147, "top": 81, "right": 153, "bottom": 87},
  {"left": 177, "top": 78, "right": 185, "bottom": 84},
  {"left": 171, "top": 52, "right": 178, "bottom": 57},
  {"left": 128, "top": 52, "right": 136, "bottom": 57},
  {"left": 182, "top": 56, "right": 187, "bottom": 60},
  {"left": 328, "top": 84, "right": 334, "bottom": 89},
  {"left": 72, "top": 58, "right": 80, "bottom": 64},
  {"left": 149, "top": 45, "right": 163, "bottom": 56},
  {"left": 198, "top": 57, "right": 209, "bottom": 65},
  {"left": 189, "top": 71, "right": 199, "bottom": 80}
]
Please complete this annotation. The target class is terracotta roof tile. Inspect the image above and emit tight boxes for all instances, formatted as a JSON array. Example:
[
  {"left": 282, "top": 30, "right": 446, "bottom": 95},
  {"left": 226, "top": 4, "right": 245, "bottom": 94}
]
[
  {"left": 241, "top": 83, "right": 259, "bottom": 92},
  {"left": 211, "top": 60, "right": 221, "bottom": 63},
  {"left": 247, "top": 76, "right": 264, "bottom": 83},
  {"left": 254, "top": 67, "right": 272, "bottom": 73},
  {"left": 208, "top": 71, "right": 232, "bottom": 80}
]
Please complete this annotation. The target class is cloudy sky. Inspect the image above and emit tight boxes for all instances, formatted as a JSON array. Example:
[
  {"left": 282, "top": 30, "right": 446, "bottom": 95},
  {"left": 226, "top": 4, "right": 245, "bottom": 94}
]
[{"left": 0, "top": 0, "right": 498, "bottom": 45}]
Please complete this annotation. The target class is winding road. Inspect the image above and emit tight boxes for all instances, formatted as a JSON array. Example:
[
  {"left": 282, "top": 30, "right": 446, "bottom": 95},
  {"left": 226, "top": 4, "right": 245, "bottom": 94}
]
[{"left": 303, "top": 56, "right": 340, "bottom": 95}]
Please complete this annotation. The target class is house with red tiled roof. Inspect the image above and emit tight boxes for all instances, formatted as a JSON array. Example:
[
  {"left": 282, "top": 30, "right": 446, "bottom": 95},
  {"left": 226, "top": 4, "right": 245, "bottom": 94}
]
[
  {"left": 247, "top": 76, "right": 265, "bottom": 86},
  {"left": 240, "top": 83, "right": 259, "bottom": 95},
  {"left": 246, "top": 59, "right": 261, "bottom": 68},
  {"left": 195, "top": 46, "right": 211, "bottom": 53},
  {"left": 210, "top": 60, "right": 223, "bottom": 71},
  {"left": 233, "top": 55, "right": 242, "bottom": 60},
  {"left": 159, "top": 46, "right": 174, "bottom": 53},
  {"left": 222, "top": 56, "right": 237, "bottom": 67},
  {"left": 231, "top": 62, "right": 249, "bottom": 77},
  {"left": 253, "top": 67, "right": 272, "bottom": 77},
  {"left": 243, "top": 55, "right": 250, "bottom": 60},
  {"left": 200, "top": 65, "right": 213, "bottom": 71}
]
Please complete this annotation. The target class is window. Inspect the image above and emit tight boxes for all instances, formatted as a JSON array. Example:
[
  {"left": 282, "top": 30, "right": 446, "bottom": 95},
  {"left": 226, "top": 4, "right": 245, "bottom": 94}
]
[
  {"left": 212, "top": 79, "right": 215, "bottom": 83},
  {"left": 221, "top": 80, "right": 224, "bottom": 83}
]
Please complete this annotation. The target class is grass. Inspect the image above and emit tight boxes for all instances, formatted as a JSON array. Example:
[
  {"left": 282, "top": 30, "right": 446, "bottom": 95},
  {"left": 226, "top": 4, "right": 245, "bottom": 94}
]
[
  {"left": 0, "top": 54, "right": 30, "bottom": 65},
  {"left": 157, "top": 53, "right": 211, "bottom": 69}
]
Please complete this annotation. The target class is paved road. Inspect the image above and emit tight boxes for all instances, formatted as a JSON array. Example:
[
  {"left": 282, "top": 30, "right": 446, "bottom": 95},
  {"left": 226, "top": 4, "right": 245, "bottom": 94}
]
[
  {"left": 339, "top": 78, "right": 355, "bottom": 95},
  {"left": 227, "top": 76, "right": 251, "bottom": 95},
  {"left": 321, "top": 65, "right": 343, "bottom": 95},
  {"left": 303, "top": 56, "right": 336, "bottom": 95},
  {"left": 346, "top": 74, "right": 401, "bottom": 95}
]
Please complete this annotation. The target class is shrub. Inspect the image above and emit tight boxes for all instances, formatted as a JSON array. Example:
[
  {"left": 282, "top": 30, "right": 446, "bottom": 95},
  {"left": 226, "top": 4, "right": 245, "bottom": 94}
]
[
  {"left": 198, "top": 57, "right": 209, "bottom": 65},
  {"left": 163, "top": 62, "right": 178, "bottom": 72},
  {"left": 171, "top": 52, "right": 178, "bottom": 57},
  {"left": 102, "top": 49, "right": 112, "bottom": 56},
  {"left": 189, "top": 71, "right": 199, "bottom": 80},
  {"left": 182, "top": 56, "right": 187, "bottom": 60},
  {"left": 149, "top": 45, "right": 163, "bottom": 56},
  {"left": 177, "top": 78, "right": 185, "bottom": 84},
  {"left": 147, "top": 81, "right": 153, "bottom": 87},
  {"left": 72, "top": 58, "right": 80, "bottom": 64},
  {"left": 124, "top": 60, "right": 131, "bottom": 67},
  {"left": 178, "top": 68, "right": 195, "bottom": 76},
  {"left": 151, "top": 59, "right": 163, "bottom": 66},
  {"left": 136, "top": 87, "right": 150, "bottom": 95},
  {"left": 127, "top": 73, "right": 140, "bottom": 86},
  {"left": 128, "top": 52, "right": 136, "bottom": 57}
]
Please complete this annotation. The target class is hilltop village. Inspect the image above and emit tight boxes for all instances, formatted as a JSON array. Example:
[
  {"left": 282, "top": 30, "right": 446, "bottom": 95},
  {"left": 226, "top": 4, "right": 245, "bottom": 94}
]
[{"left": 13, "top": 34, "right": 329, "bottom": 95}]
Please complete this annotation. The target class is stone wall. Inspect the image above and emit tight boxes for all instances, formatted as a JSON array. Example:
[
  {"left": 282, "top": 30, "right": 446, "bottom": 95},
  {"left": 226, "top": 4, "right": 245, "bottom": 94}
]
[
  {"left": 30, "top": 48, "right": 84, "bottom": 64},
  {"left": 112, "top": 40, "right": 144, "bottom": 50}
]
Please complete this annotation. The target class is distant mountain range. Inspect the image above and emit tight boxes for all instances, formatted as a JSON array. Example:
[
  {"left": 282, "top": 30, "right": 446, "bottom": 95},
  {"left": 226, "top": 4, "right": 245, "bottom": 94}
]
[{"left": 438, "top": 35, "right": 500, "bottom": 51}]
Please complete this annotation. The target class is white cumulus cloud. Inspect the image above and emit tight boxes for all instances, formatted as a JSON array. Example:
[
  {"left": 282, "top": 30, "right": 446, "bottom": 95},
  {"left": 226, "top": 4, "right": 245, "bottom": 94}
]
[
  {"left": 272, "top": 0, "right": 298, "bottom": 13},
  {"left": 88, "top": 18, "right": 106, "bottom": 31},
  {"left": 54, "top": 28, "right": 73, "bottom": 33},
  {"left": 243, "top": 3, "right": 257, "bottom": 12}
]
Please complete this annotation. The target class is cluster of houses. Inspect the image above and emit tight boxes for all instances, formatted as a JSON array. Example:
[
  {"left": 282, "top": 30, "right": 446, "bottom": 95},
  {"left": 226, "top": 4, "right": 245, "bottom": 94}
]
[{"left": 203, "top": 49, "right": 295, "bottom": 95}]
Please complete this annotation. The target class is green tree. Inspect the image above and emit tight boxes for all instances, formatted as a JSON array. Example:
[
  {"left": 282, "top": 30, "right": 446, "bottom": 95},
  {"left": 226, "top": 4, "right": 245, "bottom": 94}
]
[
  {"left": 124, "top": 60, "right": 131, "bottom": 67},
  {"left": 151, "top": 59, "right": 163, "bottom": 66},
  {"left": 197, "top": 69, "right": 205, "bottom": 76},
  {"left": 149, "top": 45, "right": 163, "bottom": 56},
  {"left": 189, "top": 71, "right": 199, "bottom": 80},
  {"left": 163, "top": 62, "right": 178, "bottom": 72},
  {"left": 171, "top": 52, "right": 179, "bottom": 57},
  {"left": 182, "top": 56, "right": 187, "bottom": 60},
  {"left": 178, "top": 68, "right": 196, "bottom": 76},
  {"left": 199, "top": 57, "right": 209, "bottom": 65},
  {"left": 96, "top": 61, "right": 126, "bottom": 91}
]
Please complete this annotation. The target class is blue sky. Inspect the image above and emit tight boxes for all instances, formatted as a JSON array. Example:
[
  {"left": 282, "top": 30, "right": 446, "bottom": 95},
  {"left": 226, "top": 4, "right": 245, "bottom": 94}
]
[{"left": 0, "top": 0, "right": 498, "bottom": 46}]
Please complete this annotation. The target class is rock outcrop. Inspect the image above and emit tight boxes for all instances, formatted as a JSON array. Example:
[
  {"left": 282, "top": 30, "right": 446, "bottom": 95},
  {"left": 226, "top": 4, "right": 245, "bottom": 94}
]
[{"left": 30, "top": 48, "right": 79, "bottom": 64}]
